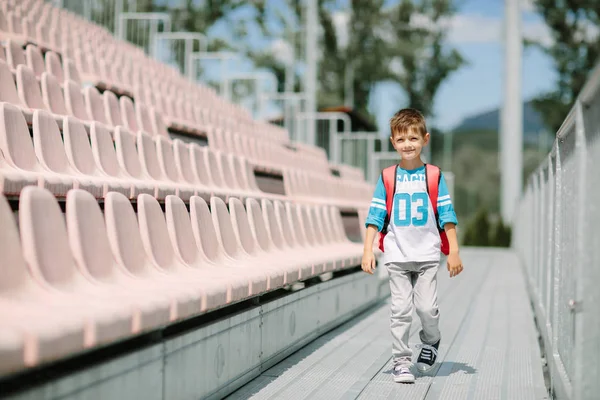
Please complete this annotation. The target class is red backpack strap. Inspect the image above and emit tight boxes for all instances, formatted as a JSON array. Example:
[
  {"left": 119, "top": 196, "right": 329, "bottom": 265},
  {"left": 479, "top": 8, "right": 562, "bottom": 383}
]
[
  {"left": 425, "top": 164, "right": 440, "bottom": 218},
  {"left": 381, "top": 164, "right": 398, "bottom": 232},
  {"left": 378, "top": 164, "right": 398, "bottom": 252}
]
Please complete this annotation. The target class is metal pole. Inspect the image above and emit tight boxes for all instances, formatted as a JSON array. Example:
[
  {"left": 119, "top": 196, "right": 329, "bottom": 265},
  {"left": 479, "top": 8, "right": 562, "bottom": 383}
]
[
  {"left": 500, "top": 0, "right": 523, "bottom": 224},
  {"left": 305, "top": 0, "right": 318, "bottom": 146}
]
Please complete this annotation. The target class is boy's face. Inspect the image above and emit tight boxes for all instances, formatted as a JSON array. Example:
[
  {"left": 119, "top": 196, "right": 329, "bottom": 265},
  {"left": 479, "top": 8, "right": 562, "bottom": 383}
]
[{"left": 390, "top": 129, "right": 430, "bottom": 161}]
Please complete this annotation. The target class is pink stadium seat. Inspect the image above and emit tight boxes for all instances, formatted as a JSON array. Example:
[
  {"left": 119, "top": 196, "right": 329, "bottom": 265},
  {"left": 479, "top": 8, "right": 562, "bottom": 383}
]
[
  {"left": 136, "top": 131, "right": 178, "bottom": 198},
  {"left": 245, "top": 198, "right": 302, "bottom": 284},
  {"left": 45, "top": 51, "right": 63, "bottom": 82},
  {"left": 88, "top": 122, "right": 144, "bottom": 199},
  {"left": 154, "top": 136, "right": 195, "bottom": 201},
  {"left": 171, "top": 139, "right": 212, "bottom": 198},
  {"left": 83, "top": 86, "right": 109, "bottom": 126},
  {"left": 226, "top": 197, "right": 288, "bottom": 287},
  {"left": 63, "top": 58, "right": 81, "bottom": 84},
  {"left": 165, "top": 195, "right": 250, "bottom": 303},
  {"left": 0, "top": 192, "right": 86, "bottom": 374},
  {"left": 62, "top": 116, "right": 131, "bottom": 198},
  {"left": 282, "top": 202, "right": 327, "bottom": 277},
  {"left": 260, "top": 199, "right": 313, "bottom": 279},
  {"left": 189, "top": 144, "right": 221, "bottom": 198},
  {"left": 136, "top": 194, "right": 229, "bottom": 312},
  {"left": 40, "top": 72, "right": 68, "bottom": 116},
  {"left": 111, "top": 126, "right": 157, "bottom": 198},
  {"left": 194, "top": 197, "right": 268, "bottom": 295},
  {"left": 18, "top": 186, "right": 138, "bottom": 345},
  {"left": 32, "top": 110, "right": 103, "bottom": 198},
  {"left": 0, "top": 60, "right": 30, "bottom": 120},
  {"left": 5, "top": 40, "right": 25, "bottom": 70},
  {"left": 119, "top": 96, "right": 139, "bottom": 132},
  {"left": 103, "top": 90, "right": 123, "bottom": 127},
  {"left": 24, "top": 44, "right": 44, "bottom": 78},
  {"left": 16, "top": 64, "right": 62, "bottom": 120},
  {"left": 150, "top": 107, "right": 169, "bottom": 137},
  {"left": 135, "top": 101, "right": 154, "bottom": 134},
  {"left": 65, "top": 189, "right": 172, "bottom": 331},
  {"left": 64, "top": 79, "right": 91, "bottom": 121},
  {"left": 0, "top": 103, "right": 72, "bottom": 196},
  {"left": 103, "top": 192, "right": 202, "bottom": 321}
]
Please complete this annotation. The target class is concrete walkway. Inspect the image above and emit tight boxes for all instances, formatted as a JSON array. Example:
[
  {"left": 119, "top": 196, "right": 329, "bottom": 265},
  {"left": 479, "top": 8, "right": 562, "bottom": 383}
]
[{"left": 227, "top": 248, "right": 549, "bottom": 400}]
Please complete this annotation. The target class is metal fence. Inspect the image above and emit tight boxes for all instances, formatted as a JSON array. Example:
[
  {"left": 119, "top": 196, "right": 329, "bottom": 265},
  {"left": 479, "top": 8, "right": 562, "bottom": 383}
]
[{"left": 513, "top": 64, "right": 600, "bottom": 400}]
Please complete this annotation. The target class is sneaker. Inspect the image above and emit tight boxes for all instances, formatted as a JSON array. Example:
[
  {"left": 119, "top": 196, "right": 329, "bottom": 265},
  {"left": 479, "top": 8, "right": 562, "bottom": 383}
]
[
  {"left": 415, "top": 340, "right": 440, "bottom": 372},
  {"left": 392, "top": 365, "right": 415, "bottom": 383}
]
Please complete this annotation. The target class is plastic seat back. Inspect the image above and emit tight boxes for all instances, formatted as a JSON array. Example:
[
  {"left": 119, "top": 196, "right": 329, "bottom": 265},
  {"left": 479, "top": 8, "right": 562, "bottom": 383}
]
[
  {"left": 84, "top": 86, "right": 108, "bottom": 125},
  {"left": 16, "top": 64, "right": 47, "bottom": 110},
  {"left": 229, "top": 197, "right": 258, "bottom": 256},
  {"left": 41, "top": 72, "right": 68, "bottom": 115},
  {"left": 246, "top": 198, "right": 272, "bottom": 253},
  {"left": 25, "top": 44, "right": 44, "bottom": 78},
  {"left": 189, "top": 196, "right": 223, "bottom": 263},
  {"left": 0, "top": 103, "right": 37, "bottom": 171},
  {"left": 64, "top": 80, "right": 90, "bottom": 120},
  {"left": 0, "top": 60, "right": 24, "bottom": 107},
  {"left": 104, "top": 192, "right": 148, "bottom": 277},
  {"left": 63, "top": 116, "right": 96, "bottom": 175},
  {"left": 119, "top": 96, "right": 138, "bottom": 132},
  {"left": 32, "top": 110, "right": 72, "bottom": 174},
  {"left": 66, "top": 189, "right": 114, "bottom": 281},
  {"left": 45, "top": 51, "right": 64, "bottom": 82},
  {"left": 103, "top": 90, "right": 122, "bottom": 127},
  {"left": 18, "top": 186, "right": 78, "bottom": 290},
  {"left": 210, "top": 196, "right": 241, "bottom": 259}
]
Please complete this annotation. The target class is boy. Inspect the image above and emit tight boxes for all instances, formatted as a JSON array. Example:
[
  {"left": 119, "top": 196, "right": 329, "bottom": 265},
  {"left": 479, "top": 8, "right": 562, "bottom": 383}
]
[{"left": 361, "top": 108, "right": 463, "bottom": 384}]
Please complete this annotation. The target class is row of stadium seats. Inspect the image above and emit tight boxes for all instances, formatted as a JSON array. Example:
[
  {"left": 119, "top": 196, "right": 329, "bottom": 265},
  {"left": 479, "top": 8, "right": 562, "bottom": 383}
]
[
  {"left": 0, "top": 186, "right": 363, "bottom": 376},
  {"left": 0, "top": 1, "right": 371, "bottom": 181},
  {"left": 0, "top": 103, "right": 370, "bottom": 207},
  {"left": 0, "top": 0, "right": 374, "bottom": 379},
  {"left": 0, "top": 38, "right": 363, "bottom": 182},
  {"left": 0, "top": 0, "right": 286, "bottom": 143}
]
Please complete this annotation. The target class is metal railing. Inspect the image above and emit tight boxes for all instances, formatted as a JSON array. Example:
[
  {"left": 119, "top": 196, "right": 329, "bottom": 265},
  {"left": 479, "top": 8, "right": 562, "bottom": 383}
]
[{"left": 513, "top": 63, "right": 600, "bottom": 400}]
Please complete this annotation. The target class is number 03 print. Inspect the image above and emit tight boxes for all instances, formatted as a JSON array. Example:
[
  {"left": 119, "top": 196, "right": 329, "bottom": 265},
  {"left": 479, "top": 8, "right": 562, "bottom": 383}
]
[{"left": 393, "top": 192, "right": 429, "bottom": 227}]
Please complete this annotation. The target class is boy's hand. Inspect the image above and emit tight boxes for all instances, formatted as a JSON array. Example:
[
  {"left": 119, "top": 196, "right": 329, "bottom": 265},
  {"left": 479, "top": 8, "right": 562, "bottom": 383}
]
[
  {"left": 361, "top": 251, "right": 376, "bottom": 275},
  {"left": 447, "top": 251, "right": 463, "bottom": 278}
]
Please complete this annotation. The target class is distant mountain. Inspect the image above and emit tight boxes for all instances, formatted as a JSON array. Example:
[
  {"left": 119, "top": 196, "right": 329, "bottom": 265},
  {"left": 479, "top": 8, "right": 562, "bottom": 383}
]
[{"left": 452, "top": 101, "right": 548, "bottom": 143}]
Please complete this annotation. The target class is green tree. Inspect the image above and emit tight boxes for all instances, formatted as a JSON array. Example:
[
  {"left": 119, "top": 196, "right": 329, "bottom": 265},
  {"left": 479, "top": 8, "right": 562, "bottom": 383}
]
[
  {"left": 247, "top": 0, "right": 465, "bottom": 130},
  {"left": 528, "top": 0, "right": 600, "bottom": 133},
  {"left": 385, "top": 0, "right": 466, "bottom": 118},
  {"left": 462, "top": 208, "right": 491, "bottom": 247}
]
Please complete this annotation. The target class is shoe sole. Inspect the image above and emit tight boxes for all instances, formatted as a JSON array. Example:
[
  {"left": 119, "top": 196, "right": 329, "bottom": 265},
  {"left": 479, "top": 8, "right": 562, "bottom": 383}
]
[
  {"left": 394, "top": 375, "right": 415, "bottom": 384},
  {"left": 416, "top": 362, "right": 436, "bottom": 373}
]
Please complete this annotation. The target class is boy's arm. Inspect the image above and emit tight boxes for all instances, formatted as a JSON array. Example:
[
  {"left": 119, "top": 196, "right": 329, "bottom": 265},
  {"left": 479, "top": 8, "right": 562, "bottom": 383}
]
[
  {"left": 362, "top": 176, "right": 387, "bottom": 274},
  {"left": 437, "top": 173, "right": 463, "bottom": 277},
  {"left": 436, "top": 172, "right": 458, "bottom": 230},
  {"left": 362, "top": 225, "right": 379, "bottom": 274},
  {"left": 364, "top": 175, "right": 387, "bottom": 232}
]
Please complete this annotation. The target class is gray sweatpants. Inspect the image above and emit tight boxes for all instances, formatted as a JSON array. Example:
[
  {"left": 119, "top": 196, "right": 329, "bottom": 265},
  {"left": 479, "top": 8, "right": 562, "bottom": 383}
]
[{"left": 386, "top": 261, "right": 441, "bottom": 367}]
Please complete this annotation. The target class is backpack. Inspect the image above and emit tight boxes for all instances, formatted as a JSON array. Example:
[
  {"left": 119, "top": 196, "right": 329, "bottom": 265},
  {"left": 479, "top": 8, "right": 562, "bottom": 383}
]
[{"left": 378, "top": 163, "right": 450, "bottom": 255}]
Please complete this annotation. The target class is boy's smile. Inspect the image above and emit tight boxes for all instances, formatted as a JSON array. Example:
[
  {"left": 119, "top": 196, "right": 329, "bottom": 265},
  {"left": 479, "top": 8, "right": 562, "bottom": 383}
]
[{"left": 390, "top": 130, "right": 430, "bottom": 167}]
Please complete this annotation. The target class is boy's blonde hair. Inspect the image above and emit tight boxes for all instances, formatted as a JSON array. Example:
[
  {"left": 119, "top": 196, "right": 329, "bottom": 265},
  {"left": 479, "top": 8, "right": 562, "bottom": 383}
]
[{"left": 390, "top": 108, "right": 427, "bottom": 138}]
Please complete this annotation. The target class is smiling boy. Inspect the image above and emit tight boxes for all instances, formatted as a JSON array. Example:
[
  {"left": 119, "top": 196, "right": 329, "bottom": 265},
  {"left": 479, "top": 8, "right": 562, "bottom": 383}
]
[{"left": 361, "top": 108, "right": 463, "bottom": 383}]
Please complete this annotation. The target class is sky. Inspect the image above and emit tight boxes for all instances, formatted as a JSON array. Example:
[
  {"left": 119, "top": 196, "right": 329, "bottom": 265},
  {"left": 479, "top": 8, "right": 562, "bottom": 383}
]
[
  {"left": 169, "top": 0, "right": 559, "bottom": 133},
  {"left": 370, "top": 0, "right": 557, "bottom": 132}
]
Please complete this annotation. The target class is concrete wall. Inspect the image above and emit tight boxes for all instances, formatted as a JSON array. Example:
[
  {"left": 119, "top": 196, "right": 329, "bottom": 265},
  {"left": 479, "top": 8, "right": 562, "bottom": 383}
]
[{"left": 7, "top": 271, "right": 390, "bottom": 400}]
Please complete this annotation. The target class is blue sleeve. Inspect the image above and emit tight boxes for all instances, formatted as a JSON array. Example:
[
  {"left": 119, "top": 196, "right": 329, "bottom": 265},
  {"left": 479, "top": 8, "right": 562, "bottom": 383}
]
[
  {"left": 437, "top": 173, "right": 458, "bottom": 229},
  {"left": 365, "top": 174, "right": 388, "bottom": 232}
]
